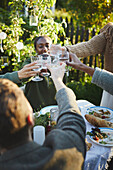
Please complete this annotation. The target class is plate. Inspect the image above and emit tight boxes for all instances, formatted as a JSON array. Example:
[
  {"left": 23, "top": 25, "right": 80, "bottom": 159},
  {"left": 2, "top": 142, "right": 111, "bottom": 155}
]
[
  {"left": 88, "top": 127, "right": 113, "bottom": 147},
  {"left": 40, "top": 105, "right": 58, "bottom": 115},
  {"left": 86, "top": 106, "right": 113, "bottom": 120}
]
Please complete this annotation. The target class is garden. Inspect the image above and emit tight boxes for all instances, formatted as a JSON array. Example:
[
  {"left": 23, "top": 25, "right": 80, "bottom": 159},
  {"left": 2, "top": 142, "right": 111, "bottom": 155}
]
[{"left": 0, "top": 0, "right": 113, "bottom": 106}]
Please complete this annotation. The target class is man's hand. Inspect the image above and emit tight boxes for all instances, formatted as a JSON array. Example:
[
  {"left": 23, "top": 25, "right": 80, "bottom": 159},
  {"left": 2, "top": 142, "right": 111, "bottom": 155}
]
[
  {"left": 67, "top": 52, "right": 95, "bottom": 76},
  {"left": 67, "top": 52, "right": 83, "bottom": 70},
  {"left": 49, "top": 44, "right": 66, "bottom": 56},
  {"left": 18, "top": 62, "right": 40, "bottom": 79},
  {"left": 47, "top": 62, "right": 66, "bottom": 91}
]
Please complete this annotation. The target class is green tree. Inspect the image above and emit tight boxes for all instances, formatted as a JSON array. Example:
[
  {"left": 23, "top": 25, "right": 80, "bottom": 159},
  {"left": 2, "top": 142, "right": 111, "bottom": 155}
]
[
  {"left": 56, "top": 0, "right": 113, "bottom": 28},
  {"left": 0, "top": 0, "right": 66, "bottom": 71}
]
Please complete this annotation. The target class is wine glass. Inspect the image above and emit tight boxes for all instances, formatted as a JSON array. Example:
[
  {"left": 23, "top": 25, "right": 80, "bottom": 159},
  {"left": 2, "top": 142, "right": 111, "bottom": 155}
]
[
  {"left": 31, "top": 55, "right": 43, "bottom": 82},
  {"left": 41, "top": 53, "right": 51, "bottom": 77},
  {"left": 49, "top": 44, "right": 61, "bottom": 67},
  {"left": 59, "top": 51, "right": 70, "bottom": 76},
  {"left": 59, "top": 51, "right": 69, "bottom": 63},
  {"left": 50, "top": 54, "right": 59, "bottom": 67},
  {"left": 1, "top": 56, "right": 9, "bottom": 67}
]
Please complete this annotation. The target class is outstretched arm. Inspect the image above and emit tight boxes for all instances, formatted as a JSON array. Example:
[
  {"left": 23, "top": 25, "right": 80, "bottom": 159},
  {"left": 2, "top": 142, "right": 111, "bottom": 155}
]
[
  {"left": 66, "top": 32, "right": 106, "bottom": 58},
  {"left": 67, "top": 52, "right": 95, "bottom": 76},
  {"left": 67, "top": 52, "right": 113, "bottom": 95},
  {"left": 0, "top": 62, "right": 40, "bottom": 84},
  {"left": 44, "top": 63, "right": 86, "bottom": 170}
]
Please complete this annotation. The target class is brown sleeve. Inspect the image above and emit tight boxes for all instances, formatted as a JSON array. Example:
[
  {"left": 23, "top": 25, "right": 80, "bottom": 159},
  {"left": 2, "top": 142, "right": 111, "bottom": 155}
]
[
  {"left": 85, "top": 114, "right": 113, "bottom": 128},
  {"left": 100, "top": 22, "right": 113, "bottom": 54},
  {"left": 66, "top": 33, "right": 106, "bottom": 58}
]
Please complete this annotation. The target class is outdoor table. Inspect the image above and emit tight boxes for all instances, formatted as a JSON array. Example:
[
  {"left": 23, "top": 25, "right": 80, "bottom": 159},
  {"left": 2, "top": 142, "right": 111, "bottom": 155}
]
[{"left": 76, "top": 100, "right": 113, "bottom": 170}]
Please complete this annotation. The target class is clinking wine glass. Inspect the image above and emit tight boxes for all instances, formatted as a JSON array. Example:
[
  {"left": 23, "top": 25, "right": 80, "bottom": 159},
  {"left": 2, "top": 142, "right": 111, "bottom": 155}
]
[
  {"left": 59, "top": 51, "right": 70, "bottom": 76},
  {"left": 50, "top": 55, "right": 59, "bottom": 67},
  {"left": 41, "top": 53, "right": 51, "bottom": 77},
  {"left": 31, "top": 55, "right": 43, "bottom": 82},
  {"left": 49, "top": 44, "right": 61, "bottom": 68}
]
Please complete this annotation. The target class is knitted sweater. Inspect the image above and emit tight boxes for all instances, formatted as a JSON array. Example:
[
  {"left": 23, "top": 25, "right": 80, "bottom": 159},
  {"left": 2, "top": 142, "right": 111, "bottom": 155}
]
[
  {"left": 0, "top": 71, "right": 21, "bottom": 84},
  {"left": 66, "top": 23, "right": 113, "bottom": 73}
]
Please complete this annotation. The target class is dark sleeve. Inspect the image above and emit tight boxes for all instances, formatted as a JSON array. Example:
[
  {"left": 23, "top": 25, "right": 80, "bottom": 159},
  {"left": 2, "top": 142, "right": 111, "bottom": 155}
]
[
  {"left": 44, "top": 88, "right": 86, "bottom": 158},
  {"left": 0, "top": 71, "right": 21, "bottom": 84}
]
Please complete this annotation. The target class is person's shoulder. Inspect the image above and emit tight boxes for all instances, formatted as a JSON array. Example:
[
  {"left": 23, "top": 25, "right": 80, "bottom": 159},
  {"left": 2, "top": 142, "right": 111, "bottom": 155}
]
[{"left": 100, "top": 22, "right": 113, "bottom": 33}]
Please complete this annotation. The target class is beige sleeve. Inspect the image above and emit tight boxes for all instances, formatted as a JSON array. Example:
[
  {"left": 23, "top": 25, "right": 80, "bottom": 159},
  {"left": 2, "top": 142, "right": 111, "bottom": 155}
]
[{"left": 66, "top": 33, "right": 106, "bottom": 58}]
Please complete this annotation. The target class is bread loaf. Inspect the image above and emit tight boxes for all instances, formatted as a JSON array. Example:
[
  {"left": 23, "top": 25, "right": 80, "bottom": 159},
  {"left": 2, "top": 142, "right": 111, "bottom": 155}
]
[{"left": 85, "top": 114, "right": 113, "bottom": 128}]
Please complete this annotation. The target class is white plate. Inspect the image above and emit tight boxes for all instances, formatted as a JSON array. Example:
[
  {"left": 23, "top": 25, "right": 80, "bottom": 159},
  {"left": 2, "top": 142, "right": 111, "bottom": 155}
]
[
  {"left": 86, "top": 106, "right": 113, "bottom": 120},
  {"left": 88, "top": 127, "right": 113, "bottom": 147},
  {"left": 40, "top": 105, "right": 58, "bottom": 115}
]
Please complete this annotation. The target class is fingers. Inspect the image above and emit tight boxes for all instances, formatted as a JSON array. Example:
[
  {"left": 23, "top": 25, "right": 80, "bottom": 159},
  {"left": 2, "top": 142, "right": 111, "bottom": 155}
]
[
  {"left": 24, "top": 70, "right": 39, "bottom": 78},
  {"left": 66, "top": 61, "right": 76, "bottom": 68},
  {"left": 23, "top": 65, "right": 39, "bottom": 72}
]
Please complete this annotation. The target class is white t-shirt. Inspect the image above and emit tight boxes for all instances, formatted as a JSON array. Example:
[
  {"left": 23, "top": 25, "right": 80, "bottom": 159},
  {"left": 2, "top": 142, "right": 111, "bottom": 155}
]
[{"left": 100, "top": 90, "right": 113, "bottom": 110}]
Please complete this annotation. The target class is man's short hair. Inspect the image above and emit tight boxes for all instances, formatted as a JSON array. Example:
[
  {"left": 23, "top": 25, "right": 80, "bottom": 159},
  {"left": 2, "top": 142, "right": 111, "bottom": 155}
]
[{"left": 0, "top": 79, "right": 32, "bottom": 146}]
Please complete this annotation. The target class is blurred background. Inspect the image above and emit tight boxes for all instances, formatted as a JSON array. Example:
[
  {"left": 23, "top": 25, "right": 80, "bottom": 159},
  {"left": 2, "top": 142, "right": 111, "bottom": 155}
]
[{"left": 1, "top": 0, "right": 112, "bottom": 105}]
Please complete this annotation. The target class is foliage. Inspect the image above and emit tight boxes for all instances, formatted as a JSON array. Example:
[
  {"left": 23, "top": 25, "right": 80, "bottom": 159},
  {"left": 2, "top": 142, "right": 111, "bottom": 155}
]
[
  {"left": 56, "top": 0, "right": 113, "bottom": 28},
  {"left": 0, "top": 0, "right": 66, "bottom": 71},
  {"left": 34, "top": 112, "right": 50, "bottom": 128},
  {"left": 38, "top": 18, "right": 66, "bottom": 44},
  {"left": 66, "top": 77, "right": 103, "bottom": 106}
]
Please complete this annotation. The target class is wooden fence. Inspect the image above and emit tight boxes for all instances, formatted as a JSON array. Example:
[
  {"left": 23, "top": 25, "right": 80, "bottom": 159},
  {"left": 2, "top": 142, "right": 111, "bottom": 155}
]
[{"left": 55, "top": 17, "right": 104, "bottom": 81}]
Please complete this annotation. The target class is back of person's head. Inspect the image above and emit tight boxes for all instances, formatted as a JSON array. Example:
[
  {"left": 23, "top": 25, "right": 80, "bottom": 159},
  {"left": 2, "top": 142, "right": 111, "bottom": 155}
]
[
  {"left": 34, "top": 35, "right": 52, "bottom": 52},
  {"left": 0, "top": 79, "right": 33, "bottom": 148}
]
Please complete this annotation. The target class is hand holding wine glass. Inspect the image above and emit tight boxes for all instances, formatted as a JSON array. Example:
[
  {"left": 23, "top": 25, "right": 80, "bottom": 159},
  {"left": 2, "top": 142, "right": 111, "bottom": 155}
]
[
  {"left": 18, "top": 61, "right": 41, "bottom": 79},
  {"left": 47, "top": 62, "right": 66, "bottom": 91},
  {"left": 49, "top": 44, "right": 66, "bottom": 56}
]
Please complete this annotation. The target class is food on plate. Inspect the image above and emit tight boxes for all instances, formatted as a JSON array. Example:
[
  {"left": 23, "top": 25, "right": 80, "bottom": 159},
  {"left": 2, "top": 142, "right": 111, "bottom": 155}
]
[
  {"left": 87, "top": 127, "right": 108, "bottom": 143},
  {"left": 88, "top": 109, "right": 111, "bottom": 119},
  {"left": 93, "top": 112, "right": 109, "bottom": 119},
  {"left": 99, "top": 109, "right": 111, "bottom": 115},
  {"left": 85, "top": 114, "right": 113, "bottom": 128}
]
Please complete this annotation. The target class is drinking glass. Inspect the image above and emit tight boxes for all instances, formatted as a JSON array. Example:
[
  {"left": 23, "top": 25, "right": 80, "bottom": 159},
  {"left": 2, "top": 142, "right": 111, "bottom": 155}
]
[
  {"left": 59, "top": 51, "right": 69, "bottom": 63},
  {"left": 31, "top": 55, "right": 43, "bottom": 82},
  {"left": 59, "top": 51, "right": 70, "bottom": 76},
  {"left": 49, "top": 44, "right": 61, "bottom": 68},
  {"left": 41, "top": 53, "right": 51, "bottom": 77},
  {"left": 49, "top": 54, "right": 59, "bottom": 68},
  {"left": 1, "top": 56, "right": 9, "bottom": 67}
]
